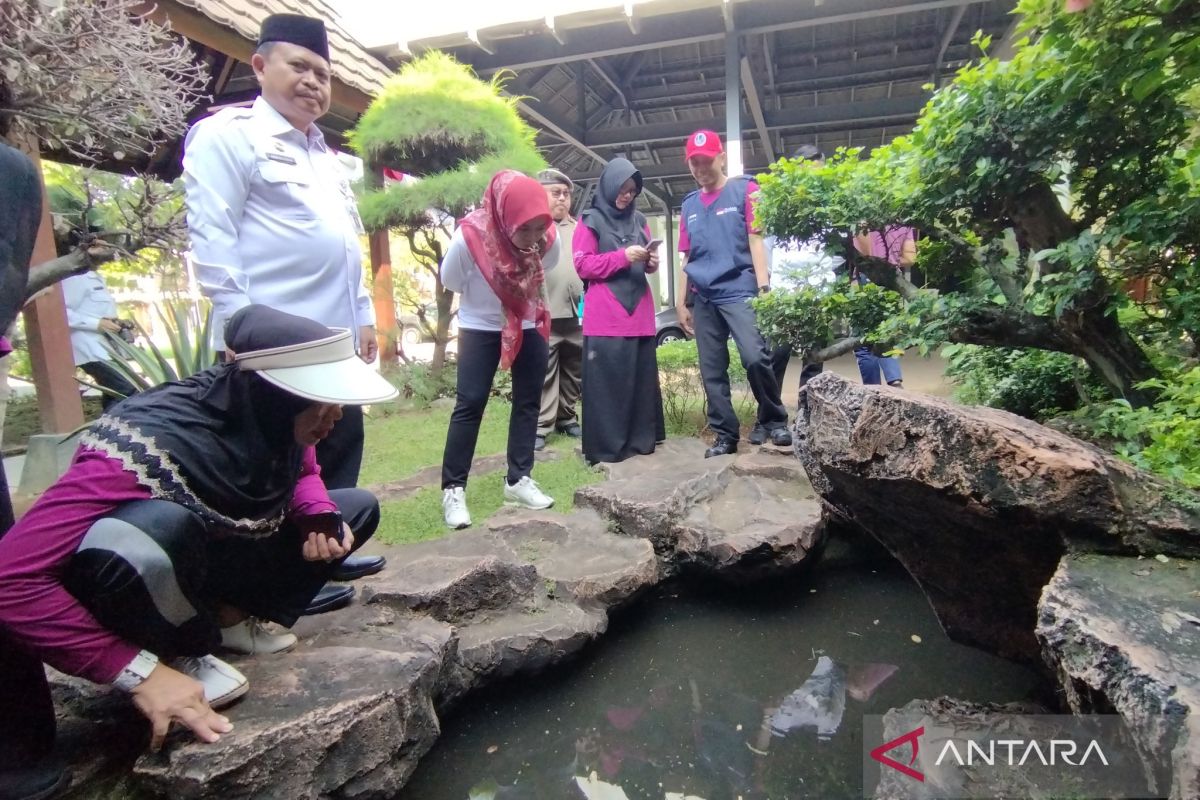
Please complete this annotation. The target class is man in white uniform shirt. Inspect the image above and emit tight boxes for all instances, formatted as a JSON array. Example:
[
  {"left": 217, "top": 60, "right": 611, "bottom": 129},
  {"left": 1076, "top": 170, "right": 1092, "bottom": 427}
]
[
  {"left": 62, "top": 272, "right": 139, "bottom": 410},
  {"left": 183, "top": 14, "right": 382, "bottom": 606}
]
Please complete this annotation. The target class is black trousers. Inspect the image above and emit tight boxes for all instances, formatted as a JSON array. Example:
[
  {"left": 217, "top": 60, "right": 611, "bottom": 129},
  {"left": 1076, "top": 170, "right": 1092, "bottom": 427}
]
[
  {"left": 0, "top": 490, "right": 378, "bottom": 768},
  {"left": 315, "top": 405, "right": 364, "bottom": 490},
  {"left": 766, "top": 344, "right": 824, "bottom": 416},
  {"left": 442, "top": 328, "right": 549, "bottom": 489},
  {"left": 692, "top": 294, "right": 787, "bottom": 441},
  {"left": 79, "top": 360, "right": 138, "bottom": 411}
]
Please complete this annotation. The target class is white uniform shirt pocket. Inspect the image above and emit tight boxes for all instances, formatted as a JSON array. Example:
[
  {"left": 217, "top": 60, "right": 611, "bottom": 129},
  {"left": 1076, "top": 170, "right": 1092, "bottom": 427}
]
[{"left": 254, "top": 158, "right": 317, "bottom": 219}]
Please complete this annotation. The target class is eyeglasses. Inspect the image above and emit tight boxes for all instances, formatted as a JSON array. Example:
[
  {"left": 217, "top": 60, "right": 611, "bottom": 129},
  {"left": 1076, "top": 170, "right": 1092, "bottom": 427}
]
[
  {"left": 617, "top": 187, "right": 639, "bottom": 198},
  {"left": 546, "top": 188, "right": 571, "bottom": 199}
]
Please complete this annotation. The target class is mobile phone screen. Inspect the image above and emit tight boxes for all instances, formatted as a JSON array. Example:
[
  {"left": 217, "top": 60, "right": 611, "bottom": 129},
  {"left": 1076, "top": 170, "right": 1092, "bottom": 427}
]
[
  {"left": 646, "top": 238, "right": 664, "bottom": 250},
  {"left": 306, "top": 512, "right": 344, "bottom": 542}
]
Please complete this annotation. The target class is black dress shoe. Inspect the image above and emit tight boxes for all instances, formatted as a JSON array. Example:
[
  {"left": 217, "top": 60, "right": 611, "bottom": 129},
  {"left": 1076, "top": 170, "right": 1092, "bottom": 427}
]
[
  {"left": 770, "top": 427, "right": 793, "bottom": 447},
  {"left": 704, "top": 439, "right": 738, "bottom": 458},
  {"left": 747, "top": 423, "right": 767, "bottom": 445},
  {"left": 301, "top": 583, "right": 355, "bottom": 616},
  {"left": 332, "top": 554, "right": 386, "bottom": 581},
  {"left": 556, "top": 422, "right": 582, "bottom": 438},
  {"left": 0, "top": 758, "right": 69, "bottom": 800},
  {"left": 534, "top": 435, "right": 546, "bottom": 451}
]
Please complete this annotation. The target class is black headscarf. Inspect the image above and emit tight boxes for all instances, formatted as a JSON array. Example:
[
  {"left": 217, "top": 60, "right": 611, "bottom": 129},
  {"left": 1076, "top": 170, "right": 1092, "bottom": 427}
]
[
  {"left": 580, "top": 157, "right": 649, "bottom": 314},
  {"left": 79, "top": 306, "right": 330, "bottom": 537}
]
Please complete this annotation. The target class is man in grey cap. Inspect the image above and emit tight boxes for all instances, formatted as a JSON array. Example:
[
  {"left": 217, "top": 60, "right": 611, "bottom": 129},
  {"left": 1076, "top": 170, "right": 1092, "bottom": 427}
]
[
  {"left": 534, "top": 168, "right": 584, "bottom": 451},
  {"left": 182, "top": 13, "right": 382, "bottom": 608}
]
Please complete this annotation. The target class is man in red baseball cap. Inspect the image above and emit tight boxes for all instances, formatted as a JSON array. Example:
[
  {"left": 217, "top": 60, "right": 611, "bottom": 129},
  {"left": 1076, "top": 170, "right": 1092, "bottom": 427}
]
[{"left": 674, "top": 129, "right": 790, "bottom": 457}]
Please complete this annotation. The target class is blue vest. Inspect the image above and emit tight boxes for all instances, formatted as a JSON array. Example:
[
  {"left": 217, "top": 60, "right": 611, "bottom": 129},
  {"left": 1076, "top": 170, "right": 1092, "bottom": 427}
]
[{"left": 681, "top": 177, "right": 758, "bottom": 303}]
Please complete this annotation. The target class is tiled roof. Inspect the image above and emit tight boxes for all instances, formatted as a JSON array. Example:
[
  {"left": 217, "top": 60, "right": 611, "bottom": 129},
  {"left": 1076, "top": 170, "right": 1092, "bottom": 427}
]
[{"left": 173, "top": 0, "right": 392, "bottom": 97}]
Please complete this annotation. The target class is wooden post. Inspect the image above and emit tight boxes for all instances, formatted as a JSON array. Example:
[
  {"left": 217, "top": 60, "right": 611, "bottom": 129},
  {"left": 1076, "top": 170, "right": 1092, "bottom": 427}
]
[
  {"left": 21, "top": 144, "right": 84, "bottom": 433},
  {"left": 369, "top": 229, "right": 398, "bottom": 360}
]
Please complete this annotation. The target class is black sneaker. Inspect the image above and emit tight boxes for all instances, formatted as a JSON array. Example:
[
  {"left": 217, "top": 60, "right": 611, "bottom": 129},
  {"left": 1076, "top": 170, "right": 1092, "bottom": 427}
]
[
  {"left": 770, "top": 427, "right": 793, "bottom": 447},
  {"left": 704, "top": 439, "right": 738, "bottom": 458},
  {"left": 747, "top": 423, "right": 767, "bottom": 445}
]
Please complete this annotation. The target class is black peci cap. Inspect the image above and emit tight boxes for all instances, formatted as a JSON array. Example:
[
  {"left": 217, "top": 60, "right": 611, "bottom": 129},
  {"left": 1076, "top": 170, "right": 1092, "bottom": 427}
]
[{"left": 258, "top": 14, "right": 330, "bottom": 63}]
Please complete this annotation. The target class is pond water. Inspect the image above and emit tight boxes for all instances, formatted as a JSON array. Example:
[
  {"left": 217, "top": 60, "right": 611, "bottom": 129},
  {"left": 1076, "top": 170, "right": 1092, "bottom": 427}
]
[{"left": 397, "top": 558, "right": 1046, "bottom": 800}]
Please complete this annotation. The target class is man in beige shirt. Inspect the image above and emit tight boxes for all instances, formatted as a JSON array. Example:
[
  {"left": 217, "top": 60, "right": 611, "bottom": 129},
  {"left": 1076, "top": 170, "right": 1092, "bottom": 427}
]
[{"left": 535, "top": 169, "right": 584, "bottom": 451}]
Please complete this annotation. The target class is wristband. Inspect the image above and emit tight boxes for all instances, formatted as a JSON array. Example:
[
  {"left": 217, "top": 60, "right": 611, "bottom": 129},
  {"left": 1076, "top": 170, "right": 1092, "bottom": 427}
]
[{"left": 112, "top": 649, "right": 160, "bottom": 692}]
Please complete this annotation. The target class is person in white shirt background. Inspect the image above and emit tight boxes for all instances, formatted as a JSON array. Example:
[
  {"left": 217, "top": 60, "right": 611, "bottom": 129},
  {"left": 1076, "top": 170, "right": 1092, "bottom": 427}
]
[
  {"left": 182, "top": 13, "right": 383, "bottom": 607},
  {"left": 61, "top": 271, "right": 137, "bottom": 410},
  {"left": 439, "top": 171, "right": 559, "bottom": 530}
]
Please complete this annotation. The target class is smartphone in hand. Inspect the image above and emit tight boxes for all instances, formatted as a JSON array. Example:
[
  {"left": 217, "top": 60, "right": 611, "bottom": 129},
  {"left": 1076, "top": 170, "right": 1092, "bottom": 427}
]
[
  {"left": 646, "top": 238, "right": 664, "bottom": 251},
  {"left": 305, "top": 510, "right": 344, "bottom": 543}
]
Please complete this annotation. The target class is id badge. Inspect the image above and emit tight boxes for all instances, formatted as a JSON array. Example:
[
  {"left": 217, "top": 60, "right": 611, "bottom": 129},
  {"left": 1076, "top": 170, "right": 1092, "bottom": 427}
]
[{"left": 340, "top": 179, "right": 365, "bottom": 235}]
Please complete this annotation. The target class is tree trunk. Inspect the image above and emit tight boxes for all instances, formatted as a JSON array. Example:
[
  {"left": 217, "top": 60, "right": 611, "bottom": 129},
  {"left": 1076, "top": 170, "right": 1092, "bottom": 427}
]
[
  {"left": 431, "top": 282, "right": 454, "bottom": 373},
  {"left": 1004, "top": 180, "right": 1161, "bottom": 405},
  {"left": 1063, "top": 308, "right": 1160, "bottom": 406}
]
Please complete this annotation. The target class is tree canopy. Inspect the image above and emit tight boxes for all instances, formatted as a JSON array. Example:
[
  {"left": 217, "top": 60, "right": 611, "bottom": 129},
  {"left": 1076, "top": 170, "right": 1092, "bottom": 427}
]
[
  {"left": 754, "top": 0, "right": 1200, "bottom": 406},
  {"left": 0, "top": 0, "right": 207, "bottom": 161},
  {"left": 350, "top": 51, "right": 546, "bottom": 230},
  {"left": 349, "top": 52, "right": 546, "bottom": 369}
]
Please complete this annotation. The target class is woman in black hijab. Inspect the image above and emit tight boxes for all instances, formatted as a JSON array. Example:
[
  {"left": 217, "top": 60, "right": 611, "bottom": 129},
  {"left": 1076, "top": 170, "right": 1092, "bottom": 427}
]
[
  {"left": 572, "top": 157, "right": 666, "bottom": 464},
  {"left": 0, "top": 305, "right": 397, "bottom": 793}
]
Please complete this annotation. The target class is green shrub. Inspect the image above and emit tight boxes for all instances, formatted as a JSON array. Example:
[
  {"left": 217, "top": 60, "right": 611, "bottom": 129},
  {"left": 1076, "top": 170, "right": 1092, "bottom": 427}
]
[
  {"left": 380, "top": 360, "right": 457, "bottom": 408},
  {"left": 942, "top": 344, "right": 1095, "bottom": 420},
  {"left": 1080, "top": 368, "right": 1200, "bottom": 488},
  {"left": 657, "top": 339, "right": 750, "bottom": 437}
]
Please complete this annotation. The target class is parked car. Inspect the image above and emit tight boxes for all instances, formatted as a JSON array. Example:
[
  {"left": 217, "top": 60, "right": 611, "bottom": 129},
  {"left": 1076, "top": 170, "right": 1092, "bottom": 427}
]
[
  {"left": 399, "top": 303, "right": 438, "bottom": 346},
  {"left": 655, "top": 306, "right": 691, "bottom": 347}
]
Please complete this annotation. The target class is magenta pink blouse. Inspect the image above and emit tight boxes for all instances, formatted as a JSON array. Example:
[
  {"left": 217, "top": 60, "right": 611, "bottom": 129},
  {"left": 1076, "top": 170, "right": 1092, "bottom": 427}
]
[
  {"left": 0, "top": 445, "right": 334, "bottom": 684},
  {"left": 573, "top": 223, "right": 657, "bottom": 337}
]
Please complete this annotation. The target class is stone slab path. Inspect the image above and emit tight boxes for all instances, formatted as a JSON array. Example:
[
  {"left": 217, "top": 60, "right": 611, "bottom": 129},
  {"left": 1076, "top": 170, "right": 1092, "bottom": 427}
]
[{"left": 56, "top": 439, "right": 825, "bottom": 800}]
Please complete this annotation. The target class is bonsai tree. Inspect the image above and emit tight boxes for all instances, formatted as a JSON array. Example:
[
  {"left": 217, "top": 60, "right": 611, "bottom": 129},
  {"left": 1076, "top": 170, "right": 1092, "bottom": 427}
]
[
  {"left": 754, "top": 0, "right": 1200, "bottom": 406},
  {"left": 350, "top": 51, "right": 546, "bottom": 371},
  {"left": 0, "top": 0, "right": 206, "bottom": 322}
]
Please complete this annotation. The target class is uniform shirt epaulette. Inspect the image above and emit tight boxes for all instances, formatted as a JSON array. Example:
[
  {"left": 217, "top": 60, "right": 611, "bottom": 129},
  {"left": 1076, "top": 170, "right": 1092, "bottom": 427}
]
[{"left": 193, "top": 105, "right": 256, "bottom": 133}]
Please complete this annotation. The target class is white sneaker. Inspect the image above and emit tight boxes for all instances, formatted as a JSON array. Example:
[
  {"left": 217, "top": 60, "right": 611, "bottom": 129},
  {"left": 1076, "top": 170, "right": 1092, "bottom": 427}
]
[
  {"left": 220, "top": 618, "right": 298, "bottom": 655},
  {"left": 172, "top": 654, "right": 249, "bottom": 709},
  {"left": 503, "top": 476, "right": 554, "bottom": 510},
  {"left": 443, "top": 486, "right": 471, "bottom": 529}
]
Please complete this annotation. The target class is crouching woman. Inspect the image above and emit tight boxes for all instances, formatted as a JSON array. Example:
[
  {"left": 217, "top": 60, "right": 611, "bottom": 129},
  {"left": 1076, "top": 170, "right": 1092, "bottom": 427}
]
[{"left": 0, "top": 304, "right": 397, "bottom": 799}]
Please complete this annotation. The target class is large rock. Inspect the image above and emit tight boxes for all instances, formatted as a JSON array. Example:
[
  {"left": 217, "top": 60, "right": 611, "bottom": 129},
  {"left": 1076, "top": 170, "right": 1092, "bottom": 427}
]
[
  {"left": 797, "top": 373, "right": 1200, "bottom": 661},
  {"left": 575, "top": 439, "right": 825, "bottom": 579},
  {"left": 442, "top": 595, "right": 608, "bottom": 706},
  {"left": 1037, "top": 554, "right": 1200, "bottom": 799},
  {"left": 135, "top": 644, "right": 446, "bottom": 800},
  {"left": 484, "top": 507, "right": 658, "bottom": 607}
]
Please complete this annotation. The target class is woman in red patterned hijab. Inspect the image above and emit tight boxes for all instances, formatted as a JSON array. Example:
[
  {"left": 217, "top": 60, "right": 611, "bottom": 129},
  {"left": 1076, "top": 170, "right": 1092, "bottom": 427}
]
[
  {"left": 439, "top": 170, "right": 562, "bottom": 530},
  {"left": 459, "top": 170, "right": 557, "bottom": 369}
]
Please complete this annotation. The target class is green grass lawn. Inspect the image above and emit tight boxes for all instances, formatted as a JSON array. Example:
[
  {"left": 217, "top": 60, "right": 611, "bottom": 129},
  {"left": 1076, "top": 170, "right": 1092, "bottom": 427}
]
[{"left": 360, "top": 401, "right": 604, "bottom": 546}]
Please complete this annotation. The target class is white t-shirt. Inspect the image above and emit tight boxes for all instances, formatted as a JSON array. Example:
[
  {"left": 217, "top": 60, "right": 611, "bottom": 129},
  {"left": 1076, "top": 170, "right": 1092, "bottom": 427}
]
[{"left": 440, "top": 228, "right": 560, "bottom": 332}]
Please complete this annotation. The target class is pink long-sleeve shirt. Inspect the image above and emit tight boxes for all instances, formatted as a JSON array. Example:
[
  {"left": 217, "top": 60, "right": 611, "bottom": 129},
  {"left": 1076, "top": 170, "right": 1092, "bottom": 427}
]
[
  {"left": 0, "top": 445, "right": 334, "bottom": 684},
  {"left": 573, "top": 223, "right": 657, "bottom": 337}
]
